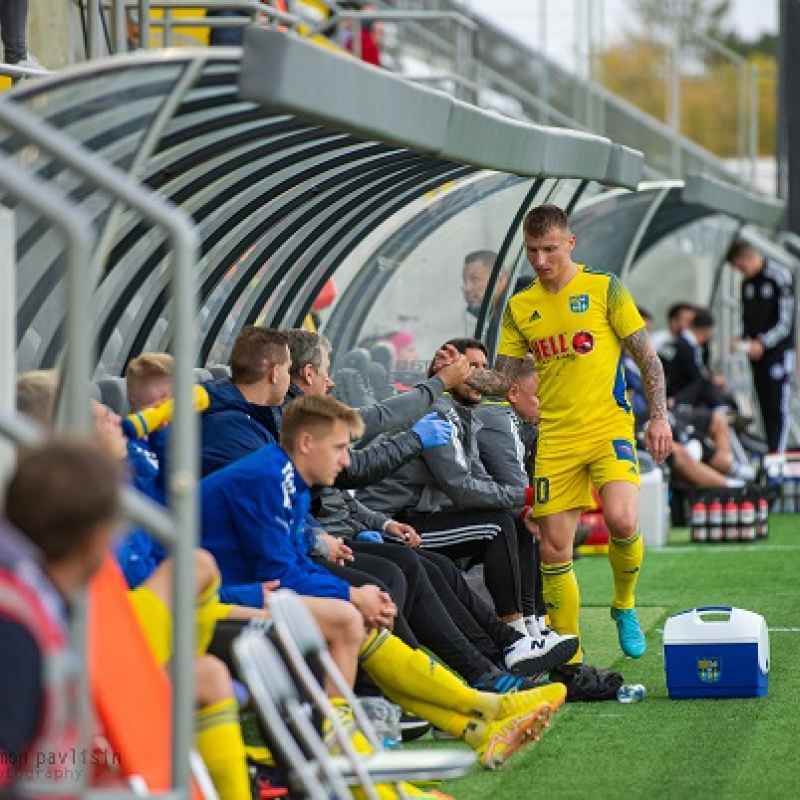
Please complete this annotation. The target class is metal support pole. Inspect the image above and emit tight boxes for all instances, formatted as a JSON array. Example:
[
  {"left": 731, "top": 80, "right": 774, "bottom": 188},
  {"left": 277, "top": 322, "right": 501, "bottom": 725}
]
[
  {"left": 111, "top": 0, "right": 129, "bottom": 54},
  {"left": 0, "top": 151, "right": 96, "bottom": 797},
  {"left": 668, "top": 3, "right": 682, "bottom": 176},
  {"left": 750, "top": 63, "right": 760, "bottom": 187},
  {"left": 454, "top": 20, "right": 471, "bottom": 103},
  {"left": 138, "top": 0, "right": 151, "bottom": 49},
  {"left": 164, "top": 5, "right": 173, "bottom": 47},
  {"left": 86, "top": 0, "right": 105, "bottom": 59},
  {"left": 0, "top": 207, "right": 15, "bottom": 485},
  {"left": 0, "top": 96, "right": 200, "bottom": 798},
  {"left": 538, "top": 0, "right": 548, "bottom": 124}
]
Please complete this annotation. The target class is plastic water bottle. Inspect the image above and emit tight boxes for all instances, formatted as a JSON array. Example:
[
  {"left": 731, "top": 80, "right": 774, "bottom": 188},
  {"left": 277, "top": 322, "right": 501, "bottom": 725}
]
[
  {"left": 616, "top": 684, "right": 646, "bottom": 704},
  {"left": 357, "top": 697, "right": 402, "bottom": 749}
]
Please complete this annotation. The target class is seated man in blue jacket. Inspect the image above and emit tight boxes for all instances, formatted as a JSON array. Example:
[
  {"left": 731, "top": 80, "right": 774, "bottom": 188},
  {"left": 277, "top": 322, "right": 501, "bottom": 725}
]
[{"left": 201, "top": 393, "right": 398, "bottom": 625}]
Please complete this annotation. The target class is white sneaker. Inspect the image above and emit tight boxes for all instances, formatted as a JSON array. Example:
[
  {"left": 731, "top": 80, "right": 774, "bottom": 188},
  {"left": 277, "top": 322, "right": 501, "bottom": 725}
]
[
  {"left": 17, "top": 54, "right": 46, "bottom": 72},
  {"left": 503, "top": 632, "right": 580, "bottom": 677}
]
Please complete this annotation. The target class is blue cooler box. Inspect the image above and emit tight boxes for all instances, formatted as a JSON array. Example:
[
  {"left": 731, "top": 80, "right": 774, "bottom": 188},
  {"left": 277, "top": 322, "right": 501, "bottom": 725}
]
[{"left": 663, "top": 606, "right": 769, "bottom": 699}]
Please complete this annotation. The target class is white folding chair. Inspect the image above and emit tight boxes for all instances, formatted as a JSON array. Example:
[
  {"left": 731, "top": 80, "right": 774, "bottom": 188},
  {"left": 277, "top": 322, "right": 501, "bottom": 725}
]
[
  {"left": 267, "top": 590, "right": 476, "bottom": 789},
  {"left": 233, "top": 629, "right": 354, "bottom": 800}
]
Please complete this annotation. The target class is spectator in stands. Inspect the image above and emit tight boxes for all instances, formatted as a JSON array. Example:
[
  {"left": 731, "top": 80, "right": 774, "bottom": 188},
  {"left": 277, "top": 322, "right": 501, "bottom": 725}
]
[
  {"left": 15, "top": 369, "right": 59, "bottom": 431},
  {"left": 649, "top": 302, "right": 695, "bottom": 355},
  {"left": 343, "top": 3, "right": 384, "bottom": 68},
  {"left": 0, "top": 0, "right": 39, "bottom": 68},
  {"left": 287, "top": 330, "right": 577, "bottom": 678},
  {"left": 0, "top": 440, "right": 120, "bottom": 796},
  {"left": 727, "top": 240, "right": 797, "bottom": 453},
  {"left": 206, "top": 9, "right": 249, "bottom": 47}
]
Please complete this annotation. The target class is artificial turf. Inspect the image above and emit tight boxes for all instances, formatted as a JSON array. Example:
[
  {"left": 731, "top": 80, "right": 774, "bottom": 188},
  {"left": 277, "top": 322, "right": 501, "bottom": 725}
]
[{"left": 436, "top": 515, "right": 800, "bottom": 800}]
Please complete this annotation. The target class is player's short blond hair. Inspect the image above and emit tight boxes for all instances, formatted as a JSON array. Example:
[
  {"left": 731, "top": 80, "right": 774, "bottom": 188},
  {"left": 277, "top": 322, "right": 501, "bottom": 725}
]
[
  {"left": 16, "top": 369, "right": 60, "bottom": 430},
  {"left": 280, "top": 394, "right": 364, "bottom": 450},
  {"left": 126, "top": 353, "right": 174, "bottom": 409}
]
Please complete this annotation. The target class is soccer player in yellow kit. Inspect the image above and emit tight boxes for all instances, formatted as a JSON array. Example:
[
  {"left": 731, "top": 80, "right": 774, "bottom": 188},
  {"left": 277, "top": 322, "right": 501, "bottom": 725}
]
[{"left": 466, "top": 205, "right": 672, "bottom": 690}]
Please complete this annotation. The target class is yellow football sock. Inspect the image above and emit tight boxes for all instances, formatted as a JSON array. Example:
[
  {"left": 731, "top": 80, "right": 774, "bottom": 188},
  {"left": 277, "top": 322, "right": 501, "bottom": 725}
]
[
  {"left": 608, "top": 530, "right": 643, "bottom": 610},
  {"left": 195, "top": 699, "right": 251, "bottom": 800},
  {"left": 541, "top": 561, "right": 581, "bottom": 664},
  {"left": 359, "top": 629, "right": 501, "bottom": 719},
  {"left": 381, "top": 696, "right": 478, "bottom": 743},
  {"left": 196, "top": 575, "right": 232, "bottom": 655}
]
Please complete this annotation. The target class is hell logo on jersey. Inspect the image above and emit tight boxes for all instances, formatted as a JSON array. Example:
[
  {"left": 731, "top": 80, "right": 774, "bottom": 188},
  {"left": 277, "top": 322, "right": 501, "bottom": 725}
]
[
  {"left": 530, "top": 330, "right": 595, "bottom": 361},
  {"left": 572, "top": 330, "right": 594, "bottom": 355}
]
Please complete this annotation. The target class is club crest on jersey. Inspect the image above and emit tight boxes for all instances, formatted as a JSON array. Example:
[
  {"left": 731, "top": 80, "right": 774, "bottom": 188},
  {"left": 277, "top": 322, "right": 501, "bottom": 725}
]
[
  {"left": 572, "top": 330, "right": 594, "bottom": 355},
  {"left": 530, "top": 310, "right": 541, "bottom": 321},
  {"left": 569, "top": 294, "right": 589, "bottom": 313}
]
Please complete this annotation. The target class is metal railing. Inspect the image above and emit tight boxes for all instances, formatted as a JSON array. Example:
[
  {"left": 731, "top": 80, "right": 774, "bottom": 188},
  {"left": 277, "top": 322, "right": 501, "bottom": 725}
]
[{"left": 0, "top": 92, "right": 200, "bottom": 798}]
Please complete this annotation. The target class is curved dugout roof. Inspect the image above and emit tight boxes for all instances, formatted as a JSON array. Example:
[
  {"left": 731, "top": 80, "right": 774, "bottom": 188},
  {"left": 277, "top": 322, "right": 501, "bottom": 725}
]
[
  {"left": 570, "top": 173, "right": 787, "bottom": 279},
  {"left": 1, "top": 42, "right": 643, "bottom": 376}
]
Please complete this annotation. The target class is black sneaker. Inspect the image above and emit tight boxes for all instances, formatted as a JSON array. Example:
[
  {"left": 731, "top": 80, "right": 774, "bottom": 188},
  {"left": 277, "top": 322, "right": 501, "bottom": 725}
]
[
  {"left": 399, "top": 712, "right": 431, "bottom": 742},
  {"left": 549, "top": 663, "right": 624, "bottom": 702}
]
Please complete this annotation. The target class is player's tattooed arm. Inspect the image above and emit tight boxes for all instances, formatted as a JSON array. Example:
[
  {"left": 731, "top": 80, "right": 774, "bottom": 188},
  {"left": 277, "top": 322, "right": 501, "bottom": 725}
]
[
  {"left": 465, "top": 354, "right": 525, "bottom": 397},
  {"left": 624, "top": 327, "right": 668, "bottom": 421}
]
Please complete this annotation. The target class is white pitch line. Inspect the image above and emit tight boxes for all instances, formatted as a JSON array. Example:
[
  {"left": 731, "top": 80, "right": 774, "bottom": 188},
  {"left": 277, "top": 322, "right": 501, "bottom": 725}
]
[
  {"left": 769, "top": 628, "right": 800, "bottom": 632},
  {"left": 650, "top": 544, "right": 800, "bottom": 554}
]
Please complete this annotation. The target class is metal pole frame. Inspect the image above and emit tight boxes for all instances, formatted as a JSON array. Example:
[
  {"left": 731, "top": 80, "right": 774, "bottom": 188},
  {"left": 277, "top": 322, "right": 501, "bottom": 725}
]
[{"left": 0, "top": 96, "right": 200, "bottom": 796}]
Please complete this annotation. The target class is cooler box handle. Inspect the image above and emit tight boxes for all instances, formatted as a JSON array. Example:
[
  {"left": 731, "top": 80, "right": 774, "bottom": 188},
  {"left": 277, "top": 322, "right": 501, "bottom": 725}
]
[{"left": 693, "top": 605, "right": 733, "bottom": 622}]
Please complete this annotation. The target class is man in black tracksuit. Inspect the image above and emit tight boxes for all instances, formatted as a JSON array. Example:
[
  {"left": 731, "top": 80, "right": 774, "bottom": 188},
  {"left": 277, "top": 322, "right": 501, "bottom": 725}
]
[{"left": 728, "top": 241, "right": 797, "bottom": 453}]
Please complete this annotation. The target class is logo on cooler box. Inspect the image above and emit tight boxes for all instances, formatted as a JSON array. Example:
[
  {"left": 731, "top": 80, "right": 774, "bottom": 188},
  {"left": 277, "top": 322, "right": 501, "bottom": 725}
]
[{"left": 697, "top": 657, "right": 721, "bottom": 683}]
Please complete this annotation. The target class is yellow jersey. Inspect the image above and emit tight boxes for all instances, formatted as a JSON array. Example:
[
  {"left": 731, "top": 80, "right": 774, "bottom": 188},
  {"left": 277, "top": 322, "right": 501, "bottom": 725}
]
[{"left": 498, "top": 264, "right": 644, "bottom": 441}]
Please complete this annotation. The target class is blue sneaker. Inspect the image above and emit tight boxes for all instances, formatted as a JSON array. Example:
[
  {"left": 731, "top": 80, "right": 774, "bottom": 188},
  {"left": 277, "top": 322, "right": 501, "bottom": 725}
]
[
  {"left": 473, "top": 669, "right": 537, "bottom": 694},
  {"left": 610, "top": 607, "right": 646, "bottom": 658}
]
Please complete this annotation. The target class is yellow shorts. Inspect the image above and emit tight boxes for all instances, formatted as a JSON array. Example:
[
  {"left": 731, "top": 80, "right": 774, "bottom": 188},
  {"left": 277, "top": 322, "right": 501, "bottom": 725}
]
[
  {"left": 533, "top": 431, "right": 641, "bottom": 517},
  {"left": 127, "top": 583, "right": 232, "bottom": 667}
]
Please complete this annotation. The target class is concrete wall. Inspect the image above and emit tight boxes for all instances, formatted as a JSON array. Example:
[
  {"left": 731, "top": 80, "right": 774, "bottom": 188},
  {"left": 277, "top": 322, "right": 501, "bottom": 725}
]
[{"left": 28, "top": 0, "right": 77, "bottom": 69}]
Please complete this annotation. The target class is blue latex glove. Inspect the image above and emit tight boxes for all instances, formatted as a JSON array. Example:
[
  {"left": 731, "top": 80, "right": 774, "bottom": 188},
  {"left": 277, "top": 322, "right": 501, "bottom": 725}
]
[
  {"left": 412, "top": 412, "right": 452, "bottom": 449},
  {"left": 355, "top": 530, "right": 384, "bottom": 543}
]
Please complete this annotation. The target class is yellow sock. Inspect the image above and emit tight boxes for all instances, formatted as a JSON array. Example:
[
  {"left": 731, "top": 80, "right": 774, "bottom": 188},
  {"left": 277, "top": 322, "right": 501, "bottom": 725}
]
[
  {"left": 359, "top": 629, "right": 501, "bottom": 719},
  {"left": 196, "top": 575, "right": 231, "bottom": 655},
  {"left": 541, "top": 561, "right": 581, "bottom": 664},
  {"left": 608, "top": 530, "right": 643, "bottom": 610},
  {"left": 195, "top": 699, "right": 251, "bottom": 800},
  {"left": 382, "top": 695, "right": 478, "bottom": 743}
]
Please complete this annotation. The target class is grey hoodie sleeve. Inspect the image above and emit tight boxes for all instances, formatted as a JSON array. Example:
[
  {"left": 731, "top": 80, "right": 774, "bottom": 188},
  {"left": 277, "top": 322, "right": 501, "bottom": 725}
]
[
  {"left": 356, "top": 376, "right": 446, "bottom": 442},
  {"left": 334, "top": 430, "right": 422, "bottom": 489},
  {"left": 474, "top": 406, "right": 528, "bottom": 490},
  {"left": 344, "top": 494, "right": 391, "bottom": 532},
  {"left": 421, "top": 411, "right": 527, "bottom": 511}
]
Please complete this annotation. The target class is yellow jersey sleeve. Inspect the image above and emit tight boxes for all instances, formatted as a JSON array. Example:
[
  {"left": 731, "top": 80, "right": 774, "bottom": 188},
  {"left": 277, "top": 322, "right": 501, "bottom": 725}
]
[
  {"left": 607, "top": 274, "right": 645, "bottom": 340},
  {"left": 498, "top": 302, "right": 530, "bottom": 359}
]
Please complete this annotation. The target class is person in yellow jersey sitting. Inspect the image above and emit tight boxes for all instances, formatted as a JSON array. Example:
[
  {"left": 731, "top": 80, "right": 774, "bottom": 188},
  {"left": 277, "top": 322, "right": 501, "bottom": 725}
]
[{"left": 463, "top": 204, "right": 673, "bottom": 700}]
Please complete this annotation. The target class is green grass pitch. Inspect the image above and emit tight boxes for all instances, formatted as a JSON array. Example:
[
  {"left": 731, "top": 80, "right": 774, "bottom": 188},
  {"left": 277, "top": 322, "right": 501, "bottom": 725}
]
[{"left": 432, "top": 515, "right": 800, "bottom": 800}]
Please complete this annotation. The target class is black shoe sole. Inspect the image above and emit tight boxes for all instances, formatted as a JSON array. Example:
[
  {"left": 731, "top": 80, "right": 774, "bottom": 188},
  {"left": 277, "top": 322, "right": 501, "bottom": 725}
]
[{"left": 507, "top": 638, "right": 580, "bottom": 678}]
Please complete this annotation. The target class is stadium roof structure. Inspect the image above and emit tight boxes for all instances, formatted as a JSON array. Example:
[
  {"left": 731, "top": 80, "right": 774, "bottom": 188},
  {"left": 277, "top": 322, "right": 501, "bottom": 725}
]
[
  {"left": 570, "top": 173, "right": 788, "bottom": 282},
  {"left": 1, "top": 40, "right": 642, "bottom": 375}
]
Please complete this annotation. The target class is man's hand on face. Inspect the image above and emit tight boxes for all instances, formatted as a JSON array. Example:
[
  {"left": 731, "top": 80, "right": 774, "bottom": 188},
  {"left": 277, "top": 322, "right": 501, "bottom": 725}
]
[{"left": 434, "top": 346, "right": 473, "bottom": 389}]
